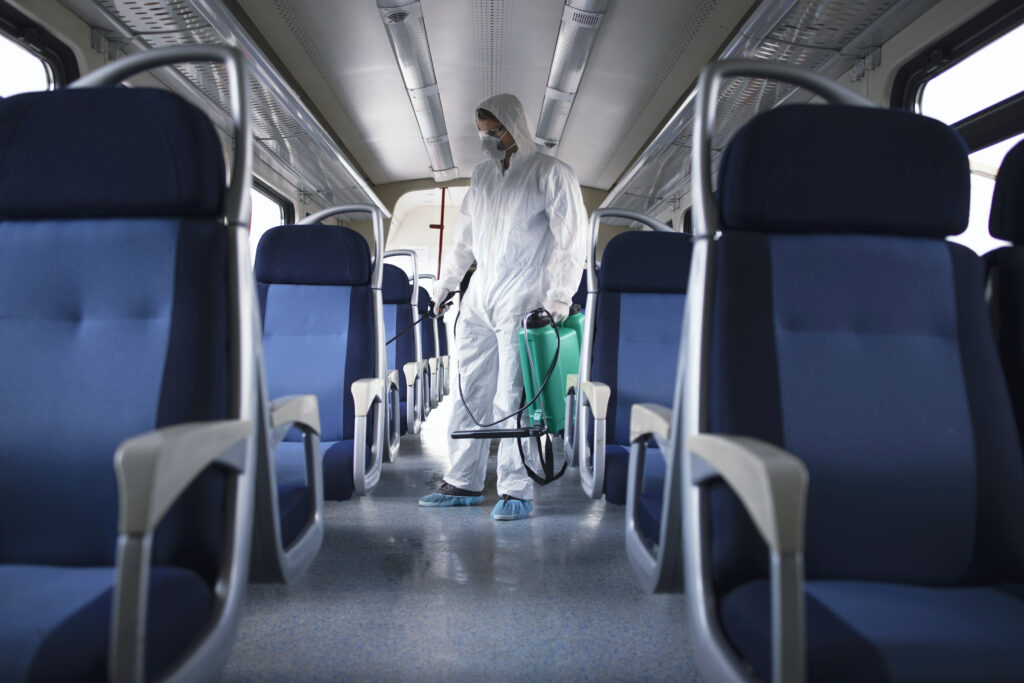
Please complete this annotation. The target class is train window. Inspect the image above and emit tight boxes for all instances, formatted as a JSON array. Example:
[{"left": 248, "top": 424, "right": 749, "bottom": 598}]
[
  {"left": 249, "top": 182, "right": 292, "bottom": 263},
  {"left": 916, "top": 19, "right": 1024, "bottom": 255},
  {"left": 0, "top": 31, "right": 52, "bottom": 96}
]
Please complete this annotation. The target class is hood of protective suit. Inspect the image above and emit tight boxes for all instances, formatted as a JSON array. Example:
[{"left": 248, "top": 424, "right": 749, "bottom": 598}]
[{"left": 476, "top": 93, "right": 537, "bottom": 163}]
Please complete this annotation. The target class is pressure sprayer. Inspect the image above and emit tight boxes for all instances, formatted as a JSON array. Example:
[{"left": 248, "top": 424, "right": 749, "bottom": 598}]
[{"left": 451, "top": 303, "right": 585, "bottom": 485}]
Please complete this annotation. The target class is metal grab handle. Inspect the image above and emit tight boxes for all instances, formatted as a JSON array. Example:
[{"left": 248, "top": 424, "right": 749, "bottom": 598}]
[
  {"left": 691, "top": 58, "right": 875, "bottom": 239},
  {"left": 72, "top": 44, "right": 252, "bottom": 230}
]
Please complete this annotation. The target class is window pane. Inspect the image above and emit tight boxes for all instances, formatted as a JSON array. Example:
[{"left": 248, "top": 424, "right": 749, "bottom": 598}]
[
  {"left": 249, "top": 186, "right": 286, "bottom": 264},
  {"left": 947, "top": 132, "right": 1024, "bottom": 255},
  {"left": 920, "top": 22, "right": 1024, "bottom": 125},
  {"left": 0, "top": 33, "right": 51, "bottom": 97}
]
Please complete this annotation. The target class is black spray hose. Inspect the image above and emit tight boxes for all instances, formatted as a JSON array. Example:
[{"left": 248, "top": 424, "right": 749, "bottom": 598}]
[{"left": 385, "top": 298, "right": 453, "bottom": 346}]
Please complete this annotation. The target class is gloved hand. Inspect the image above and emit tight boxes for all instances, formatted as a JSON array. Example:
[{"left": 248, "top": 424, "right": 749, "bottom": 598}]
[
  {"left": 543, "top": 299, "right": 570, "bottom": 324},
  {"left": 431, "top": 285, "right": 452, "bottom": 317}
]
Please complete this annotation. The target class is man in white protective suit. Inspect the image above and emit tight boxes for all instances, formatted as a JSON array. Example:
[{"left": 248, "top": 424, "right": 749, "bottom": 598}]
[{"left": 418, "top": 93, "right": 587, "bottom": 521}]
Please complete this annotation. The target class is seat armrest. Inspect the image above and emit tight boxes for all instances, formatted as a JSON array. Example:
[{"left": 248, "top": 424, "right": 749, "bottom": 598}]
[
  {"left": 565, "top": 373, "right": 578, "bottom": 396},
  {"left": 403, "top": 362, "right": 419, "bottom": 387},
  {"left": 269, "top": 394, "right": 320, "bottom": 436},
  {"left": 580, "top": 380, "right": 611, "bottom": 420},
  {"left": 387, "top": 369, "right": 400, "bottom": 390},
  {"left": 428, "top": 357, "right": 438, "bottom": 373},
  {"left": 351, "top": 378, "right": 385, "bottom": 417},
  {"left": 686, "top": 434, "right": 807, "bottom": 554},
  {"left": 630, "top": 403, "right": 671, "bottom": 444},
  {"left": 114, "top": 420, "right": 252, "bottom": 536}
]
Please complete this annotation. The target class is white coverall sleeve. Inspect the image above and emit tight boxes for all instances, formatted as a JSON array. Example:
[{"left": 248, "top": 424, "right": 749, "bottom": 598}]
[
  {"left": 543, "top": 164, "right": 588, "bottom": 306},
  {"left": 437, "top": 184, "right": 476, "bottom": 293}
]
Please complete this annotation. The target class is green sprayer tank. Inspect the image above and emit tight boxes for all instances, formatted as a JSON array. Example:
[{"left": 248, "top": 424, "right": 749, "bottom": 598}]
[{"left": 518, "top": 309, "right": 582, "bottom": 433}]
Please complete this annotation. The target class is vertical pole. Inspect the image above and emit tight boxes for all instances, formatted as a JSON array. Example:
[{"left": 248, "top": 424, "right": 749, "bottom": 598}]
[{"left": 436, "top": 186, "right": 446, "bottom": 276}]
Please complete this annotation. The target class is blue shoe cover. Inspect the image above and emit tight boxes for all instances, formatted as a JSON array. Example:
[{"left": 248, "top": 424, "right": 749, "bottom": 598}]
[
  {"left": 418, "top": 492, "right": 483, "bottom": 507},
  {"left": 491, "top": 497, "right": 533, "bottom": 521}
]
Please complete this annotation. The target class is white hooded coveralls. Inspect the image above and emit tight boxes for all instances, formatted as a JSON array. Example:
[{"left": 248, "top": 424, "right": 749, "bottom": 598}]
[{"left": 437, "top": 93, "right": 587, "bottom": 500}]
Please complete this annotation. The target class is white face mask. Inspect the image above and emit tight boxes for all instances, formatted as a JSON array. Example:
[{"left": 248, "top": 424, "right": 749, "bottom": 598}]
[{"left": 479, "top": 133, "right": 507, "bottom": 161}]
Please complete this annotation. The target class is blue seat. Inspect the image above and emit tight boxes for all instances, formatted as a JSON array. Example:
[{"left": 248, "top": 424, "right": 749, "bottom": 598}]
[
  {"left": 681, "top": 61, "right": 1024, "bottom": 683},
  {"left": 986, "top": 139, "right": 1024, "bottom": 447},
  {"left": 382, "top": 263, "right": 418, "bottom": 439},
  {"left": 384, "top": 250, "right": 426, "bottom": 434},
  {"left": 437, "top": 312, "right": 451, "bottom": 396},
  {"left": 571, "top": 269, "right": 588, "bottom": 309},
  {"left": 0, "top": 47, "right": 257, "bottom": 682},
  {"left": 255, "top": 222, "right": 384, "bottom": 502},
  {"left": 417, "top": 285, "right": 439, "bottom": 413},
  {"left": 418, "top": 275, "right": 446, "bottom": 405},
  {"left": 575, "top": 229, "right": 691, "bottom": 506}
]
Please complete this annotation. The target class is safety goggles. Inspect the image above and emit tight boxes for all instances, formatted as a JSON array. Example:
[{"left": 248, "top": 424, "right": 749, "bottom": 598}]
[{"left": 478, "top": 125, "right": 506, "bottom": 139}]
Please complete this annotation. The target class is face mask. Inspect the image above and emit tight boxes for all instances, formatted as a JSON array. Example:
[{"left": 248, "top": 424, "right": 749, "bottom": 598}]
[{"left": 480, "top": 134, "right": 507, "bottom": 161}]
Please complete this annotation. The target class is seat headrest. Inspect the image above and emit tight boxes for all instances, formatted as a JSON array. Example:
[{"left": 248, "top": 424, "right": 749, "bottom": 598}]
[
  {"left": 718, "top": 105, "right": 969, "bottom": 237},
  {"left": 990, "top": 138, "right": 1024, "bottom": 243},
  {"left": 382, "top": 264, "right": 412, "bottom": 303},
  {"left": 599, "top": 230, "right": 692, "bottom": 293},
  {"left": 255, "top": 224, "right": 370, "bottom": 285},
  {"left": 0, "top": 88, "right": 224, "bottom": 219}
]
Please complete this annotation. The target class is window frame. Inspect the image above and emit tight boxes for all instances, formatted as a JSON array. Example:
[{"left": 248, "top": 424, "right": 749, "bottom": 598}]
[
  {"left": 891, "top": 0, "right": 1024, "bottom": 152},
  {"left": 0, "top": 3, "right": 79, "bottom": 88},
  {"left": 252, "top": 177, "right": 295, "bottom": 226}
]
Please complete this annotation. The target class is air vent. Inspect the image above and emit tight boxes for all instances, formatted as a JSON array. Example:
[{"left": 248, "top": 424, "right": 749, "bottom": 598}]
[
  {"left": 386, "top": 11, "right": 408, "bottom": 24},
  {"left": 571, "top": 11, "right": 601, "bottom": 28}
]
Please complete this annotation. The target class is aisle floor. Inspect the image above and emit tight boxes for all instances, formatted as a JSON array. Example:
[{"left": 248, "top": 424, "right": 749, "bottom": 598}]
[{"left": 222, "top": 396, "right": 698, "bottom": 682}]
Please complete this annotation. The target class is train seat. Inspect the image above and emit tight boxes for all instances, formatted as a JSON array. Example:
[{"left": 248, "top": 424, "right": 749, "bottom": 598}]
[
  {"left": 986, "top": 138, "right": 1024, "bottom": 448},
  {"left": 382, "top": 263, "right": 417, "bottom": 438},
  {"left": 577, "top": 230, "right": 691, "bottom": 507},
  {"left": 417, "top": 286, "right": 439, "bottom": 412},
  {"left": 0, "top": 64, "right": 256, "bottom": 680},
  {"left": 685, "top": 100, "right": 1024, "bottom": 681},
  {"left": 255, "top": 224, "right": 382, "bottom": 502}
]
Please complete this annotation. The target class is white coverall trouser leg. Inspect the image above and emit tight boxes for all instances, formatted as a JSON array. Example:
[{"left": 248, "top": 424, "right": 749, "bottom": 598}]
[{"left": 443, "top": 313, "right": 538, "bottom": 500}]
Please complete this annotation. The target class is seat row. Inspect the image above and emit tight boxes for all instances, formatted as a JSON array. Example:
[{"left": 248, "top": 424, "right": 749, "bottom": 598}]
[
  {"left": 566, "top": 60, "right": 1024, "bottom": 682},
  {"left": 0, "top": 45, "right": 451, "bottom": 682}
]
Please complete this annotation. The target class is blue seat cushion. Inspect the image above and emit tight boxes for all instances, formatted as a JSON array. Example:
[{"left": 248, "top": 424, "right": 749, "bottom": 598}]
[
  {"left": 603, "top": 444, "right": 630, "bottom": 504},
  {"left": 277, "top": 439, "right": 355, "bottom": 505},
  {"left": 721, "top": 579, "right": 1024, "bottom": 683},
  {"left": 0, "top": 564, "right": 212, "bottom": 682},
  {"left": 400, "top": 400, "right": 409, "bottom": 435}
]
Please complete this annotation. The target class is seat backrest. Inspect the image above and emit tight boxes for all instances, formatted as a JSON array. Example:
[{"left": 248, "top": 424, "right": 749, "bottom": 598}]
[
  {"left": 0, "top": 87, "right": 233, "bottom": 581},
  {"left": 702, "top": 104, "right": 1024, "bottom": 593},
  {"left": 382, "top": 263, "right": 416, "bottom": 401},
  {"left": 417, "top": 286, "right": 436, "bottom": 359},
  {"left": 591, "top": 230, "right": 692, "bottom": 445},
  {"left": 987, "top": 139, "right": 1024, "bottom": 444},
  {"left": 255, "top": 225, "right": 375, "bottom": 443},
  {"left": 571, "top": 270, "right": 588, "bottom": 309}
]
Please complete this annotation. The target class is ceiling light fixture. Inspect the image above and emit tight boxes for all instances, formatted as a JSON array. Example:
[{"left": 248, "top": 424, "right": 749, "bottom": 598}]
[
  {"left": 378, "top": 0, "right": 458, "bottom": 182},
  {"left": 535, "top": 0, "right": 608, "bottom": 149}
]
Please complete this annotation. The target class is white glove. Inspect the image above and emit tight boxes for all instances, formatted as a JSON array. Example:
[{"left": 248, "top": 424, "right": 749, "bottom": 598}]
[
  {"left": 431, "top": 286, "right": 452, "bottom": 316},
  {"left": 543, "top": 299, "right": 570, "bottom": 324}
]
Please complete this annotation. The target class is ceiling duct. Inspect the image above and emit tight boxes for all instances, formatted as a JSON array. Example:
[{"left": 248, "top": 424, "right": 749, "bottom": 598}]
[
  {"left": 378, "top": 1, "right": 458, "bottom": 182},
  {"left": 535, "top": 0, "right": 609, "bottom": 149}
]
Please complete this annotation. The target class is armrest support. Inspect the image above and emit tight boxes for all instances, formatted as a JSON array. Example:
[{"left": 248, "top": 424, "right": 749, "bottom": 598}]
[
  {"left": 565, "top": 373, "right": 578, "bottom": 396},
  {"left": 630, "top": 403, "right": 671, "bottom": 444},
  {"left": 686, "top": 434, "right": 808, "bottom": 554},
  {"left": 403, "top": 362, "right": 419, "bottom": 387},
  {"left": 114, "top": 420, "right": 251, "bottom": 536},
  {"left": 351, "top": 378, "right": 385, "bottom": 417},
  {"left": 580, "top": 381, "right": 611, "bottom": 420},
  {"left": 270, "top": 394, "right": 320, "bottom": 436}
]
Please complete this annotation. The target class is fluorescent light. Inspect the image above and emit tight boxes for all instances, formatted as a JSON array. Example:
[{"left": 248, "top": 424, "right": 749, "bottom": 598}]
[
  {"left": 535, "top": 0, "right": 608, "bottom": 148},
  {"left": 379, "top": 1, "right": 457, "bottom": 181}
]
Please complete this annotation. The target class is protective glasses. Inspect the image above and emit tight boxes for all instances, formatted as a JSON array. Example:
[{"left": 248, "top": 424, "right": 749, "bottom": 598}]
[{"left": 478, "top": 125, "right": 506, "bottom": 139}]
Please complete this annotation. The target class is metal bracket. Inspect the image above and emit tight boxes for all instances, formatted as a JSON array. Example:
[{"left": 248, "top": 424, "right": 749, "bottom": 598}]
[{"left": 90, "top": 28, "right": 129, "bottom": 62}]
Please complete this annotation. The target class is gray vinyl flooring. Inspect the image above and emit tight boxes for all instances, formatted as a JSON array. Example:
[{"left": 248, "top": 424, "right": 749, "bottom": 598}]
[{"left": 222, "top": 394, "right": 698, "bottom": 682}]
